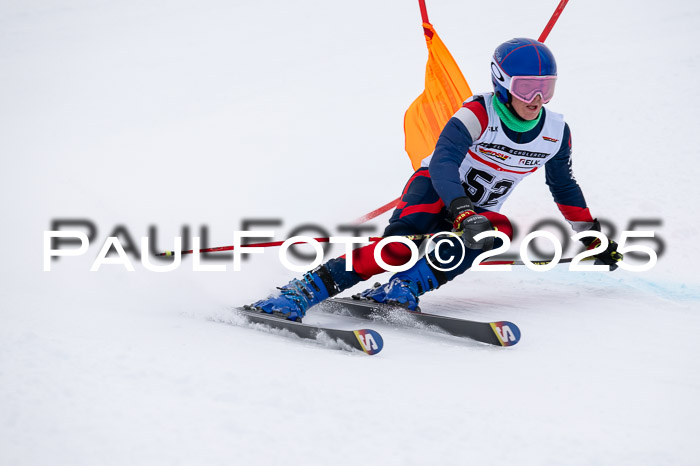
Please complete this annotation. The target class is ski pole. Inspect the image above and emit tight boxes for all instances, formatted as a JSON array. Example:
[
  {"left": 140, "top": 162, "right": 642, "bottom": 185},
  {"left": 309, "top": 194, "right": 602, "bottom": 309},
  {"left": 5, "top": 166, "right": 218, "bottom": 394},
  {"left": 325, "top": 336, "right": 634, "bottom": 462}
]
[
  {"left": 157, "top": 231, "right": 449, "bottom": 257},
  {"left": 157, "top": 231, "right": 595, "bottom": 267},
  {"left": 481, "top": 256, "right": 594, "bottom": 266}
]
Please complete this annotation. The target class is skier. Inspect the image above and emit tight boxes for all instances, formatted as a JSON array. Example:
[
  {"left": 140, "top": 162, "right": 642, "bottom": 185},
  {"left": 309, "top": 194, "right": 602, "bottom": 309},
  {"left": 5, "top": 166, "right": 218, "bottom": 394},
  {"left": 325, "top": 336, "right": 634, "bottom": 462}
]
[{"left": 247, "top": 38, "right": 623, "bottom": 321}]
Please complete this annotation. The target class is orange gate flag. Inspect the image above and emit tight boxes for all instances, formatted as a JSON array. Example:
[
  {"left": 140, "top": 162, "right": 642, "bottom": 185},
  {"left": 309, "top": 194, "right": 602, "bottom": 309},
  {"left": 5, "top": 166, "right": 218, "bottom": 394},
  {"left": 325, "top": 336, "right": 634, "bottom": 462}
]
[{"left": 403, "top": 23, "right": 472, "bottom": 170}]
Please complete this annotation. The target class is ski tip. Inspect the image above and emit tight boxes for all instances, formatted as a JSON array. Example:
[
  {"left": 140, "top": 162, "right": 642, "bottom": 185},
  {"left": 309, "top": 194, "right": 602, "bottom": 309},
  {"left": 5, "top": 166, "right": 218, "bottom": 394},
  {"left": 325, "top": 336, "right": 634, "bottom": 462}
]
[
  {"left": 353, "top": 329, "right": 384, "bottom": 355},
  {"left": 489, "top": 321, "right": 521, "bottom": 347}
]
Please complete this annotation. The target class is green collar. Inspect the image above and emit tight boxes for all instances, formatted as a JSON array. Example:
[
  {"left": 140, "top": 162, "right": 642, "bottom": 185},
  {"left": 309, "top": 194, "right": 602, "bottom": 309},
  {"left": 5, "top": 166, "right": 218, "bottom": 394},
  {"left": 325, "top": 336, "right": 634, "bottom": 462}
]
[{"left": 492, "top": 94, "right": 542, "bottom": 132}]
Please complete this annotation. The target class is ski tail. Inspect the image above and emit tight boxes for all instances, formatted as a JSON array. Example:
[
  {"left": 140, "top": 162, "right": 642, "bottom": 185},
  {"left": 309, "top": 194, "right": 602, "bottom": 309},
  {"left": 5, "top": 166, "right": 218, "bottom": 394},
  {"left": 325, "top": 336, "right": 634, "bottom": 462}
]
[
  {"left": 353, "top": 329, "right": 384, "bottom": 355},
  {"left": 235, "top": 307, "right": 384, "bottom": 355},
  {"left": 489, "top": 321, "right": 521, "bottom": 346}
]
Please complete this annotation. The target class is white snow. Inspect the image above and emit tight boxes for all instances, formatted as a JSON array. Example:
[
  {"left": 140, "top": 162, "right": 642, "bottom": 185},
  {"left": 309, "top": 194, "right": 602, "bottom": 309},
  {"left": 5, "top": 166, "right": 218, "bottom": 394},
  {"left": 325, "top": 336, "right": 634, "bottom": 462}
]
[{"left": 1, "top": 0, "right": 699, "bottom": 465}]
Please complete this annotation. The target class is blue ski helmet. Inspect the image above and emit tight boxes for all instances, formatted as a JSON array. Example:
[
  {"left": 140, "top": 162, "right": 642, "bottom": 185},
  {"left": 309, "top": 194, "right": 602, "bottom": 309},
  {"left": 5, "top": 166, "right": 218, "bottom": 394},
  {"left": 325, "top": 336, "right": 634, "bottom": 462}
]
[{"left": 491, "top": 38, "right": 557, "bottom": 104}]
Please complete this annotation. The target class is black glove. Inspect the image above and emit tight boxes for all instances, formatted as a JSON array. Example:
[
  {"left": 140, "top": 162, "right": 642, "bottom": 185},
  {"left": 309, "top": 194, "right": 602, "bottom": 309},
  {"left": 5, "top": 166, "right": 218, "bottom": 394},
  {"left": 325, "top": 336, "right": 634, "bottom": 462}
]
[
  {"left": 579, "top": 219, "right": 624, "bottom": 271},
  {"left": 448, "top": 197, "right": 494, "bottom": 251}
]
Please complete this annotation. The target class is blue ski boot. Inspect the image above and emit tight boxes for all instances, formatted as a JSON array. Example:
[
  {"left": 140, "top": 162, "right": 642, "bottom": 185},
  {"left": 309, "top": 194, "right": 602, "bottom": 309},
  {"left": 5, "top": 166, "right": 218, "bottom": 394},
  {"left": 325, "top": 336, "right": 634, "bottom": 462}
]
[
  {"left": 246, "top": 263, "right": 348, "bottom": 322},
  {"left": 358, "top": 257, "right": 444, "bottom": 311}
]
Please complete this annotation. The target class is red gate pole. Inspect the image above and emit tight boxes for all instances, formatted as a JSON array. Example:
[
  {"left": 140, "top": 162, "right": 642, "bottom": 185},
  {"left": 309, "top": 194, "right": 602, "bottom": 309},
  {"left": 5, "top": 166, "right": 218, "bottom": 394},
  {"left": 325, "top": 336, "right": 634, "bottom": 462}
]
[{"left": 538, "top": 0, "right": 570, "bottom": 42}]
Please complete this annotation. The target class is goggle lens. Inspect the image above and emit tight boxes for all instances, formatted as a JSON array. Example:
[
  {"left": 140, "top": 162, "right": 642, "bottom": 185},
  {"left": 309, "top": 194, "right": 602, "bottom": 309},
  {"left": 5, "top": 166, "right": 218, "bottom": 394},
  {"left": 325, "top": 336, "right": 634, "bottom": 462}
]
[{"left": 510, "top": 76, "right": 557, "bottom": 104}]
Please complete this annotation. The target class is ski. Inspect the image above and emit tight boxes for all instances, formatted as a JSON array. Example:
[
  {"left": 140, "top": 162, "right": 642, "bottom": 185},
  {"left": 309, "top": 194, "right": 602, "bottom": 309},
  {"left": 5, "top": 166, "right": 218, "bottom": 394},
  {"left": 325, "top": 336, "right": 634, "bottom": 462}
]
[
  {"left": 235, "top": 307, "right": 384, "bottom": 355},
  {"left": 318, "top": 297, "right": 521, "bottom": 347}
]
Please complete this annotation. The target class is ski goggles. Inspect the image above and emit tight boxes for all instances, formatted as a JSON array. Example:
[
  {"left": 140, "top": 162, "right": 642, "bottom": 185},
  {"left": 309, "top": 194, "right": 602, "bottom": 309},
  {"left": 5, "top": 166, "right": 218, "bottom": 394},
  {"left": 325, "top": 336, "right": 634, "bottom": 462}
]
[
  {"left": 510, "top": 75, "right": 557, "bottom": 104},
  {"left": 491, "top": 59, "right": 557, "bottom": 104}
]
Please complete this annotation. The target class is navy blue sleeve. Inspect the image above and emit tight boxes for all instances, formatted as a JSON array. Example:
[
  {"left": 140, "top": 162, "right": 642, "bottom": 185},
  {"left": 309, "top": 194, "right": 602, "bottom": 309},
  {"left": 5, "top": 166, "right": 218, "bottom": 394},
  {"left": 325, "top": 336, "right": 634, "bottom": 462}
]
[
  {"left": 428, "top": 117, "right": 473, "bottom": 208},
  {"left": 544, "top": 123, "right": 593, "bottom": 224}
]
